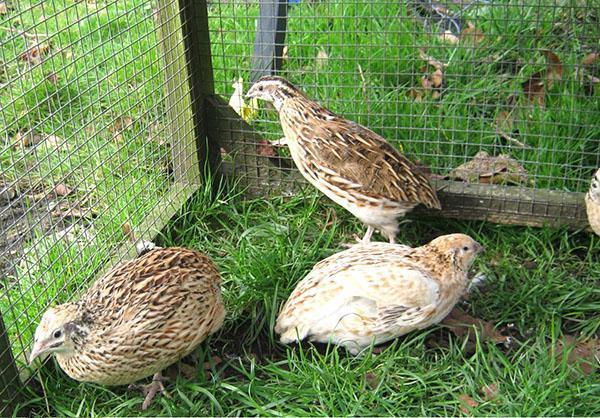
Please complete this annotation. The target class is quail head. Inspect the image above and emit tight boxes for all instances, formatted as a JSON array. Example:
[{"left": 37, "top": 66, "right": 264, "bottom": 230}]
[
  {"left": 29, "top": 246, "right": 225, "bottom": 410},
  {"left": 585, "top": 168, "right": 600, "bottom": 235},
  {"left": 275, "top": 234, "right": 483, "bottom": 354},
  {"left": 246, "top": 76, "right": 441, "bottom": 244}
]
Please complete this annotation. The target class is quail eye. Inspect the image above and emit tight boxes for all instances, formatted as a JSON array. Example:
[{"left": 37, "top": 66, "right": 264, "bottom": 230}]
[
  {"left": 53, "top": 329, "right": 62, "bottom": 339},
  {"left": 258, "top": 85, "right": 264, "bottom": 91},
  {"left": 463, "top": 246, "right": 470, "bottom": 251}
]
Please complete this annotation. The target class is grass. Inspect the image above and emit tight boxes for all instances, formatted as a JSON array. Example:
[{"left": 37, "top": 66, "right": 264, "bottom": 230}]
[
  {"left": 1, "top": 0, "right": 599, "bottom": 415},
  {"left": 14, "top": 186, "right": 600, "bottom": 416}
]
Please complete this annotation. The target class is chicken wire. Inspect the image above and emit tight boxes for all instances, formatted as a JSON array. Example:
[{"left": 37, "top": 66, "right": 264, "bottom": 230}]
[
  {"left": 208, "top": 0, "right": 599, "bottom": 221},
  {"left": 0, "top": 0, "right": 198, "bottom": 407}
]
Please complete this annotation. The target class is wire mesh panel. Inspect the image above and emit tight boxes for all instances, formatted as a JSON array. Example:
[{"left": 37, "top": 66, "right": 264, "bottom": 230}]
[
  {"left": 0, "top": 0, "right": 200, "bottom": 408},
  {"left": 207, "top": 0, "right": 599, "bottom": 226}
]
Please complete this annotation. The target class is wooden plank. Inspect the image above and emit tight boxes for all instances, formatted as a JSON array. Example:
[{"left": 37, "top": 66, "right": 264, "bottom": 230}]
[
  {"left": 205, "top": 95, "right": 590, "bottom": 230},
  {"left": 155, "top": 0, "right": 200, "bottom": 185},
  {"left": 250, "top": 0, "right": 288, "bottom": 82},
  {"left": 178, "top": 0, "right": 222, "bottom": 180},
  {"left": 0, "top": 310, "right": 23, "bottom": 416}
]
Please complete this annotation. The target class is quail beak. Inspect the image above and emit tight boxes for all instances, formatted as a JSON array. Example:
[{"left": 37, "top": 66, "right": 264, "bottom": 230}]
[
  {"left": 476, "top": 242, "right": 485, "bottom": 253},
  {"left": 28, "top": 341, "right": 47, "bottom": 364}
]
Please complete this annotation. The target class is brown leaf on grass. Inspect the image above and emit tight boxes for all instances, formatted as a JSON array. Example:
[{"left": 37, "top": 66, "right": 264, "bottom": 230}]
[
  {"left": 440, "top": 30, "right": 460, "bottom": 44},
  {"left": 522, "top": 51, "right": 562, "bottom": 106},
  {"left": 282, "top": 45, "right": 289, "bottom": 62},
  {"left": 13, "top": 130, "right": 45, "bottom": 149},
  {"left": 442, "top": 308, "right": 511, "bottom": 345},
  {"left": 364, "top": 372, "right": 381, "bottom": 390},
  {"left": 54, "top": 184, "right": 72, "bottom": 197},
  {"left": 0, "top": 2, "right": 10, "bottom": 14},
  {"left": 582, "top": 52, "right": 599, "bottom": 67},
  {"left": 555, "top": 335, "right": 599, "bottom": 375},
  {"left": 316, "top": 49, "right": 329, "bottom": 70},
  {"left": 494, "top": 111, "right": 526, "bottom": 148},
  {"left": 256, "top": 139, "right": 278, "bottom": 158},
  {"left": 522, "top": 71, "right": 546, "bottom": 106},
  {"left": 45, "top": 72, "right": 59, "bottom": 84},
  {"left": 419, "top": 48, "right": 448, "bottom": 70},
  {"left": 406, "top": 88, "right": 424, "bottom": 101},
  {"left": 109, "top": 116, "right": 134, "bottom": 142},
  {"left": 203, "top": 355, "right": 223, "bottom": 370},
  {"left": 461, "top": 25, "right": 484, "bottom": 46},
  {"left": 447, "top": 151, "right": 528, "bottom": 185},
  {"left": 51, "top": 204, "right": 98, "bottom": 220},
  {"left": 482, "top": 383, "right": 500, "bottom": 401},
  {"left": 543, "top": 50, "right": 563, "bottom": 88},
  {"left": 121, "top": 222, "right": 135, "bottom": 243},
  {"left": 458, "top": 394, "right": 478, "bottom": 414},
  {"left": 20, "top": 42, "right": 51, "bottom": 65}
]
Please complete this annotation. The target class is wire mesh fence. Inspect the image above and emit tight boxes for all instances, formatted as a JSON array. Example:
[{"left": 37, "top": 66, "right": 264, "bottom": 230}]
[
  {"left": 208, "top": 0, "right": 598, "bottom": 226},
  {"left": 0, "top": 0, "right": 201, "bottom": 409}
]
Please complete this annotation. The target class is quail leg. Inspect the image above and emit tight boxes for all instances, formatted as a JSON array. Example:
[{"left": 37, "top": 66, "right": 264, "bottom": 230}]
[
  {"left": 129, "top": 371, "right": 170, "bottom": 410},
  {"left": 361, "top": 226, "right": 375, "bottom": 243}
]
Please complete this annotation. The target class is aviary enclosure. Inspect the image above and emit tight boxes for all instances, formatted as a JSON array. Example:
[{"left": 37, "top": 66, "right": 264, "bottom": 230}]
[{"left": 0, "top": 0, "right": 598, "bottom": 412}]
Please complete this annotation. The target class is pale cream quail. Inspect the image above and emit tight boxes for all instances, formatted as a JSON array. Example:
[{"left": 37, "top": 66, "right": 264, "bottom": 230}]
[
  {"left": 29, "top": 246, "right": 225, "bottom": 410},
  {"left": 246, "top": 76, "right": 441, "bottom": 243},
  {"left": 275, "top": 234, "right": 483, "bottom": 354},
  {"left": 585, "top": 168, "right": 600, "bottom": 235}
]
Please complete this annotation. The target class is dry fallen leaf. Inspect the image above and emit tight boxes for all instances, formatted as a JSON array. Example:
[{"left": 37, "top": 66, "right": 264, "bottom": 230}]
[
  {"left": 419, "top": 48, "right": 448, "bottom": 70},
  {"left": 282, "top": 45, "right": 289, "bottom": 62},
  {"left": 522, "top": 71, "right": 546, "bottom": 106},
  {"left": 482, "top": 383, "right": 500, "bottom": 401},
  {"left": 494, "top": 111, "right": 526, "bottom": 148},
  {"left": 458, "top": 394, "right": 478, "bottom": 414},
  {"left": 447, "top": 151, "right": 528, "bottom": 185},
  {"left": 442, "top": 308, "right": 511, "bottom": 345},
  {"left": 51, "top": 205, "right": 98, "bottom": 220},
  {"left": 440, "top": 30, "right": 460, "bottom": 44},
  {"left": 364, "top": 372, "right": 381, "bottom": 390},
  {"left": 555, "top": 335, "right": 599, "bottom": 375},
  {"left": 203, "top": 355, "right": 222, "bottom": 370},
  {"left": 582, "top": 52, "right": 599, "bottom": 67},
  {"left": 256, "top": 139, "right": 278, "bottom": 158},
  {"left": 20, "top": 42, "right": 51, "bottom": 65},
  {"left": 0, "top": 2, "right": 10, "bottom": 14},
  {"left": 45, "top": 72, "right": 59, "bottom": 84},
  {"left": 461, "top": 25, "right": 484, "bottom": 46},
  {"left": 122, "top": 222, "right": 135, "bottom": 243},
  {"left": 543, "top": 50, "right": 563, "bottom": 89},
  {"left": 109, "top": 116, "right": 134, "bottom": 143},
  {"left": 54, "top": 184, "right": 72, "bottom": 197},
  {"left": 13, "top": 130, "right": 45, "bottom": 149},
  {"left": 229, "top": 77, "right": 258, "bottom": 123},
  {"left": 316, "top": 49, "right": 329, "bottom": 70}
]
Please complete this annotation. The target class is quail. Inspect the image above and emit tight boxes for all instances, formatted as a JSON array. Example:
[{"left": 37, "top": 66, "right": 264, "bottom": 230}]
[
  {"left": 275, "top": 234, "right": 483, "bottom": 354},
  {"left": 29, "top": 246, "right": 225, "bottom": 410},
  {"left": 246, "top": 76, "right": 441, "bottom": 243},
  {"left": 585, "top": 168, "right": 600, "bottom": 235}
]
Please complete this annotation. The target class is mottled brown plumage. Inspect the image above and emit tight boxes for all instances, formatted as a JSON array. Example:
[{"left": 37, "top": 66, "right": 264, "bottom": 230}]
[
  {"left": 29, "top": 247, "right": 225, "bottom": 409},
  {"left": 585, "top": 168, "right": 600, "bottom": 235},
  {"left": 246, "top": 76, "right": 441, "bottom": 243},
  {"left": 275, "top": 234, "right": 483, "bottom": 354}
]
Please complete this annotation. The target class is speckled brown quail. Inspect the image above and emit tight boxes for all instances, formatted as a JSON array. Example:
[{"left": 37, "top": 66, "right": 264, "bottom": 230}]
[
  {"left": 245, "top": 76, "right": 441, "bottom": 243},
  {"left": 29, "top": 246, "right": 225, "bottom": 410},
  {"left": 585, "top": 168, "right": 600, "bottom": 235},
  {"left": 275, "top": 234, "right": 483, "bottom": 354}
]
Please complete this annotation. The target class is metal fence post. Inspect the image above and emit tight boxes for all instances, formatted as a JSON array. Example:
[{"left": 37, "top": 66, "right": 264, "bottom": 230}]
[{"left": 250, "top": 0, "right": 288, "bottom": 83}]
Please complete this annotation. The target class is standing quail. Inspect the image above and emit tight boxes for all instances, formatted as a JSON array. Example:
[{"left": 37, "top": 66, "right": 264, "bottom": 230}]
[
  {"left": 29, "top": 246, "right": 225, "bottom": 410},
  {"left": 246, "top": 76, "right": 441, "bottom": 243},
  {"left": 275, "top": 234, "right": 483, "bottom": 354}
]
